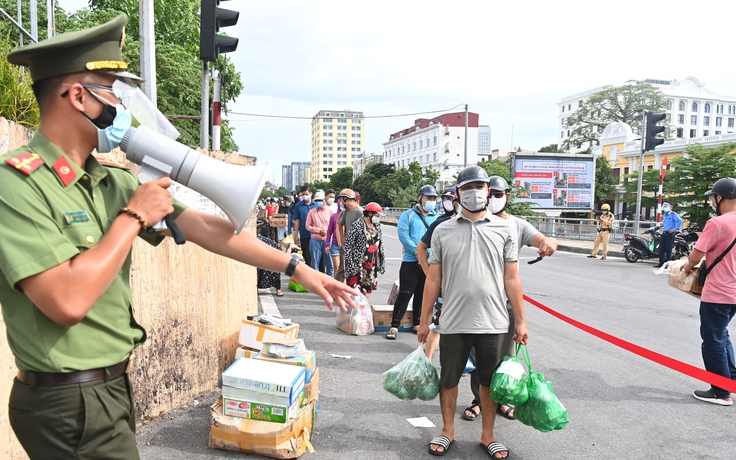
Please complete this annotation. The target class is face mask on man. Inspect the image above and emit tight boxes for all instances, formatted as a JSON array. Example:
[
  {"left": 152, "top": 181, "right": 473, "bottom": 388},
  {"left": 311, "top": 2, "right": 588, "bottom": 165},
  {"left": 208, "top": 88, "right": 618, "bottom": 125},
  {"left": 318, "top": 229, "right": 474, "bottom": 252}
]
[
  {"left": 303, "top": 194, "right": 312, "bottom": 202},
  {"left": 602, "top": 210, "right": 608, "bottom": 215},
  {"left": 442, "top": 200, "right": 454, "bottom": 212},
  {"left": 662, "top": 206, "right": 671, "bottom": 213},
  {"left": 92, "top": 105, "right": 131, "bottom": 153},
  {"left": 459, "top": 189, "right": 487, "bottom": 213},
  {"left": 327, "top": 197, "right": 335, "bottom": 205},
  {"left": 422, "top": 199, "right": 436, "bottom": 213},
  {"left": 489, "top": 195, "right": 507, "bottom": 214},
  {"left": 315, "top": 201, "right": 323, "bottom": 208}
]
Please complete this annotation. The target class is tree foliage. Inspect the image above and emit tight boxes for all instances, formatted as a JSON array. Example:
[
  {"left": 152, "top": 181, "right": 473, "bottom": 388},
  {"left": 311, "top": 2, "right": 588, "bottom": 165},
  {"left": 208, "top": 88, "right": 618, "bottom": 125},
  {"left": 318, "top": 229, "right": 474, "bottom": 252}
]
[
  {"left": 477, "top": 159, "right": 537, "bottom": 216},
  {"left": 621, "top": 169, "right": 664, "bottom": 216},
  {"left": 562, "top": 80, "right": 670, "bottom": 152},
  {"left": 539, "top": 144, "right": 564, "bottom": 153},
  {"left": 594, "top": 156, "right": 617, "bottom": 206},
  {"left": 329, "top": 167, "right": 354, "bottom": 191},
  {"left": 667, "top": 142, "right": 736, "bottom": 227}
]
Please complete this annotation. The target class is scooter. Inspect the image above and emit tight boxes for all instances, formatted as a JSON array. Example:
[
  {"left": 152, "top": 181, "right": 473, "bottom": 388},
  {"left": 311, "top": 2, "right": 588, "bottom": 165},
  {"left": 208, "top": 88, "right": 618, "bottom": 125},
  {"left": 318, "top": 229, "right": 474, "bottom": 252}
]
[
  {"left": 679, "top": 225, "right": 701, "bottom": 252},
  {"left": 623, "top": 226, "right": 690, "bottom": 263}
]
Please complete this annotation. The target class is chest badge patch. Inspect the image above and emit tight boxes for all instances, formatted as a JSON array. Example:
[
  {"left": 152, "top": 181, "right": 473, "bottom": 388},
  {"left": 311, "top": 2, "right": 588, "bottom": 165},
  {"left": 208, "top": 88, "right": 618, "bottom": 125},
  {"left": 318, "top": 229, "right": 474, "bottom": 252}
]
[{"left": 64, "top": 210, "right": 91, "bottom": 224}]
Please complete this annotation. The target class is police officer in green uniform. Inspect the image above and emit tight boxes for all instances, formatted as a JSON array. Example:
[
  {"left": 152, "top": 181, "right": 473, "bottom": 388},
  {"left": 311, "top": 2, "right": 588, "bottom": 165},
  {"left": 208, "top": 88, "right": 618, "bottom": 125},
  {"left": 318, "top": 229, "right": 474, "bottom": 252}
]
[{"left": 1, "top": 15, "right": 356, "bottom": 460}]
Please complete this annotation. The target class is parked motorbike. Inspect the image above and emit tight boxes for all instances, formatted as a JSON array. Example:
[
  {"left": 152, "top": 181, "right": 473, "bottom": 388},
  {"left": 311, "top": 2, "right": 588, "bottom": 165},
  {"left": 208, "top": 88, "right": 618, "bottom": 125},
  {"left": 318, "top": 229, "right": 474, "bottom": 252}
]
[
  {"left": 623, "top": 226, "right": 690, "bottom": 263},
  {"left": 679, "top": 225, "right": 701, "bottom": 252}
]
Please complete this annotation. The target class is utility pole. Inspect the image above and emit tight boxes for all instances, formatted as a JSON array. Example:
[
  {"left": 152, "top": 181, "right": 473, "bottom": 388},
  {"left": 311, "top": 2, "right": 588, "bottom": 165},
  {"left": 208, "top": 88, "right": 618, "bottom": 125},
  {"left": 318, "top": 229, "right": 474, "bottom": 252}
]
[
  {"left": 30, "top": 0, "right": 37, "bottom": 41},
  {"left": 212, "top": 71, "right": 221, "bottom": 151},
  {"left": 463, "top": 104, "right": 468, "bottom": 167},
  {"left": 200, "top": 61, "right": 209, "bottom": 149},
  {"left": 139, "top": 0, "right": 156, "bottom": 104},
  {"left": 46, "top": 0, "right": 55, "bottom": 38},
  {"left": 634, "top": 111, "right": 646, "bottom": 235}
]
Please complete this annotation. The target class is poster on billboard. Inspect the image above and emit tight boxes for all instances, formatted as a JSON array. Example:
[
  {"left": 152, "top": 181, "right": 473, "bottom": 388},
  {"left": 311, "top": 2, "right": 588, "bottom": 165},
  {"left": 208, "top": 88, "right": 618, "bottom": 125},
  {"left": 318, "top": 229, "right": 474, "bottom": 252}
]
[{"left": 513, "top": 154, "right": 595, "bottom": 210}]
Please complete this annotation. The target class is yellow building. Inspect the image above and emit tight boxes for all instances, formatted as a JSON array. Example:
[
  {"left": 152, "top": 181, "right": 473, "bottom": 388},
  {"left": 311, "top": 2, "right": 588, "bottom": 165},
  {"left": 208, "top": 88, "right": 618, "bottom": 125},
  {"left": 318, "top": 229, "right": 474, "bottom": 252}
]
[
  {"left": 593, "top": 121, "right": 736, "bottom": 218},
  {"left": 311, "top": 110, "right": 364, "bottom": 182}
]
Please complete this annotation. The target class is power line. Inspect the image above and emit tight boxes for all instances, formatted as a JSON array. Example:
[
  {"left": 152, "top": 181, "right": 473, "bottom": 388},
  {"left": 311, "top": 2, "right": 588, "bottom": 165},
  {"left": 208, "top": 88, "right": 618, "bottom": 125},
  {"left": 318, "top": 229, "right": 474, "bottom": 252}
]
[{"left": 226, "top": 104, "right": 466, "bottom": 121}]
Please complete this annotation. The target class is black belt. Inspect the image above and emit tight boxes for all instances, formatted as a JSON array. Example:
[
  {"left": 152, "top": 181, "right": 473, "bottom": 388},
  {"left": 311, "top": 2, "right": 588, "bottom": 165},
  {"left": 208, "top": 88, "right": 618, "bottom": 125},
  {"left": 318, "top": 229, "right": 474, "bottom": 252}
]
[
  {"left": 17, "top": 359, "right": 129, "bottom": 386},
  {"left": 600, "top": 228, "right": 611, "bottom": 232}
]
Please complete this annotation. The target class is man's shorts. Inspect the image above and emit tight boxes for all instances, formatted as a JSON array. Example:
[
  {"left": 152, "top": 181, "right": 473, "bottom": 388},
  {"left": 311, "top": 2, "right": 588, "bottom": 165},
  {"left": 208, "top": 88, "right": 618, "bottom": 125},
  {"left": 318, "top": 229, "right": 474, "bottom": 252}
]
[{"left": 439, "top": 333, "right": 505, "bottom": 389}]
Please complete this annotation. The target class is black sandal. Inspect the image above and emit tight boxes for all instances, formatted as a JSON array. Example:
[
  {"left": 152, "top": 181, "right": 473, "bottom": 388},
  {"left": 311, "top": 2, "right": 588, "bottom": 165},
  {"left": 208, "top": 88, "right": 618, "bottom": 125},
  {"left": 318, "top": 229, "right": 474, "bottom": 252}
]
[
  {"left": 496, "top": 404, "right": 515, "bottom": 420},
  {"left": 462, "top": 404, "right": 480, "bottom": 421},
  {"left": 385, "top": 327, "right": 398, "bottom": 340}
]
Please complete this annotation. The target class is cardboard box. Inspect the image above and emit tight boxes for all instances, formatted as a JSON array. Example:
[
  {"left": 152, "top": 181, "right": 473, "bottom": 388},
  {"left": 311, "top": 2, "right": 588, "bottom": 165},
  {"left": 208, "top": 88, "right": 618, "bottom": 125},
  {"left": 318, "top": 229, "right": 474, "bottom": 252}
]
[
  {"left": 222, "top": 391, "right": 300, "bottom": 423},
  {"left": 209, "top": 398, "right": 316, "bottom": 459},
  {"left": 270, "top": 214, "right": 288, "bottom": 228},
  {"left": 256, "top": 350, "right": 316, "bottom": 383},
  {"left": 667, "top": 259, "right": 702, "bottom": 296},
  {"left": 235, "top": 346, "right": 259, "bottom": 360},
  {"left": 239, "top": 318, "right": 300, "bottom": 351},
  {"left": 302, "top": 368, "right": 319, "bottom": 403},
  {"left": 335, "top": 303, "right": 374, "bottom": 335},
  {"left": 387, "top": 279, "right": 400, "bottom": 305},
  {"left": 223, "top": 358, "right": 305, "bottom": 406},
  {"left": 372, "top": 304, "right": 413, "bottom": 332}
]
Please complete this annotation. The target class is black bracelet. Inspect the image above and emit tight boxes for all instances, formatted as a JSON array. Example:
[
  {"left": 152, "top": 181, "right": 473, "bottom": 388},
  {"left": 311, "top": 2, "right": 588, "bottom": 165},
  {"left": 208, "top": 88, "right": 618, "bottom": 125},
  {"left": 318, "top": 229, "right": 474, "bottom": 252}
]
[{"left": 284, "top": 253, "right": 302, "bottom": 277}]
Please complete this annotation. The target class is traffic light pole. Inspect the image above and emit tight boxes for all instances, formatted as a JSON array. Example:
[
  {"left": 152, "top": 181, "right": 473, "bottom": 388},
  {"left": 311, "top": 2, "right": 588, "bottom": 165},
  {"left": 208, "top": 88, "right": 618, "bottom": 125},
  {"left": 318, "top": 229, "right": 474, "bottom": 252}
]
[
  {"left": 200, "top": 60, "right": 209, "bottom": 149},
  {"left": 634, "top": 110, "right": 647, "bottom": 235}
]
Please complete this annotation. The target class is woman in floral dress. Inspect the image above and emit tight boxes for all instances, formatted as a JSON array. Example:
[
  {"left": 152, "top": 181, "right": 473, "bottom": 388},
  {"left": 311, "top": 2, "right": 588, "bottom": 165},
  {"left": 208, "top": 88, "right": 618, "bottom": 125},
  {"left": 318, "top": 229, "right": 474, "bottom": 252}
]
[{"left": 344, "top": 202, "right": 386, "bottom": 298}]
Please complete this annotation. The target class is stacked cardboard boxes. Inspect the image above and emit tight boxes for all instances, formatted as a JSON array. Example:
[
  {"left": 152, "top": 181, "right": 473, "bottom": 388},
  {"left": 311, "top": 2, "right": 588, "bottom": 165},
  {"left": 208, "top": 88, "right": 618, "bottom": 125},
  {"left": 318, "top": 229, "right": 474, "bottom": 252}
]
[{"left": 209, "top": 315, "right": 320, "bottom": 459}]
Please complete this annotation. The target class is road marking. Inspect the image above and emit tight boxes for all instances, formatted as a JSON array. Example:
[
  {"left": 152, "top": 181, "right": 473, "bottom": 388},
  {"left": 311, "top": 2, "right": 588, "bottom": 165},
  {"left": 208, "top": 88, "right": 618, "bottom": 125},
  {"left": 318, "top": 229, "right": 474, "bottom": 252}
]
[{"left": 258, "top": 289, "right": 281, "bottom": 317}]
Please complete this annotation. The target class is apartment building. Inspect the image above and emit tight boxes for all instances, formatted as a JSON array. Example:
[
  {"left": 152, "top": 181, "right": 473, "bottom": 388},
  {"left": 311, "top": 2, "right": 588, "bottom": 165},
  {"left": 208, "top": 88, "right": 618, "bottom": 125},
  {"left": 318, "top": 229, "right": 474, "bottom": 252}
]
[{"left": 311, "top": 110, "right": 364, "bottom": 181}]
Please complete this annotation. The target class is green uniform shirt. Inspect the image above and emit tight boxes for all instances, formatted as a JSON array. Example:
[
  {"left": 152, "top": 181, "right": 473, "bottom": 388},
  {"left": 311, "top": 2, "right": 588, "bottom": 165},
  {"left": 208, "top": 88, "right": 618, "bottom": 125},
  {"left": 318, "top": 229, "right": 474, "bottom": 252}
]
[{"left": 0, "top": 131, "right": 187, "bottom": 372}]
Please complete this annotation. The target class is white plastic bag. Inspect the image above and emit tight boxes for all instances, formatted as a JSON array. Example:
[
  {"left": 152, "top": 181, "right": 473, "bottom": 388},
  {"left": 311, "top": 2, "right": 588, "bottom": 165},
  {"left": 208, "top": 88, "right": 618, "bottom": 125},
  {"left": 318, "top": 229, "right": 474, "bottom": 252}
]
[{"left": 351, "top": 293, "right": 375, "bottom": 335}]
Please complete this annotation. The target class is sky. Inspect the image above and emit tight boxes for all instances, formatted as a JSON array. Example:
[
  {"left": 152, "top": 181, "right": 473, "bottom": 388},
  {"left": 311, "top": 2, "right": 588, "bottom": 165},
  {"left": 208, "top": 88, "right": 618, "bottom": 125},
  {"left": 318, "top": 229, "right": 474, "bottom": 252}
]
[{"left": 59, "top": 0, "right": 736, "bottom": 186}]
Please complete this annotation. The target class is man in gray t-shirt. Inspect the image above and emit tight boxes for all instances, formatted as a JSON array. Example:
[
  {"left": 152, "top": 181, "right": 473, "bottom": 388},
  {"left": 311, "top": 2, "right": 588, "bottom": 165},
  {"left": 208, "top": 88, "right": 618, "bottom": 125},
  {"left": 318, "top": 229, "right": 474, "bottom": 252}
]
[{"left": 418, "top": 166, "right": 528, "bottom": 458}]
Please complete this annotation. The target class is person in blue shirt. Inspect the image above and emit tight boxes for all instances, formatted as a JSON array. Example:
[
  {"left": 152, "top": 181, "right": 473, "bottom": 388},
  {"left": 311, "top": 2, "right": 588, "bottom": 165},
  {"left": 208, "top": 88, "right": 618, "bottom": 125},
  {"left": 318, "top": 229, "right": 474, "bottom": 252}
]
[
  {"left": 386, "top": 185, "right": 438, "bottom": 339},
  {"left": 655, "top": 201, "right": 683, "bottom": 268},
  {"left": 292, "top": 185, "right": 316, "bottom": 268}
]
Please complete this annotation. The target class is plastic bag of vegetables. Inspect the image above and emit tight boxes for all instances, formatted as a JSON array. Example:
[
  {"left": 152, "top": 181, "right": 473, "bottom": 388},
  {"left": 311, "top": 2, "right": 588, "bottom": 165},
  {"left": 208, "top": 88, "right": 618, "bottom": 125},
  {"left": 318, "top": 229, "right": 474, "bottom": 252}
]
[
  {"left": 491, "top": 344, "right": 528, "bottom": 405},
  {"left": 513, "top": 346, "right": 569, "bottom": 432},
  {"left": 382, "top": 345, "right": 439, "bottom": 401}
]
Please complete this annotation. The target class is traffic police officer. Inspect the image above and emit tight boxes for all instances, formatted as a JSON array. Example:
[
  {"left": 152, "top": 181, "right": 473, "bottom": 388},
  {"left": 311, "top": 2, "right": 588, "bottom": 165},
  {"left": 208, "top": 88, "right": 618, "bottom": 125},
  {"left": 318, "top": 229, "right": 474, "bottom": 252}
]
[
  {"left": 2, "top": 15, "right": 355, "bottom": 459},
  {"left": 588, "top": 203, "right": 614, "bottom": 260}
]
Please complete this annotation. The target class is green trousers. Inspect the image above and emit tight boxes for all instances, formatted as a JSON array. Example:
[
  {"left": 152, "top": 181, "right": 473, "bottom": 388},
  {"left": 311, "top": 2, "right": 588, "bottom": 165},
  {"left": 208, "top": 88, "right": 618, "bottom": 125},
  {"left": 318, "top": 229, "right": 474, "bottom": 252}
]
[{"left": 8, "top": 373, "right": 139, "bottom": 460}]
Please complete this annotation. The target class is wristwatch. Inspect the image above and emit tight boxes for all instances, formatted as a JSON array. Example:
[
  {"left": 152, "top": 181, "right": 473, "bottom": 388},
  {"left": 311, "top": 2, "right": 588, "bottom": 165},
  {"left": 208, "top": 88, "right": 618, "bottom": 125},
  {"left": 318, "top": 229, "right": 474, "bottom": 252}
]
[{"left": 284, "top": 253, "right": 302, "bottom": 277}]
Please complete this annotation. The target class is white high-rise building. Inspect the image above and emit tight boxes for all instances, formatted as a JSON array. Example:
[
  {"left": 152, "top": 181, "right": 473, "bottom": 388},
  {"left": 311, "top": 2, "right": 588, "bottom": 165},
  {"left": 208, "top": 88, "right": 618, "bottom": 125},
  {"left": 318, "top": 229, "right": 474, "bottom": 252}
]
[
  {"left": 558, "top": 76, "right": 736, "bottom": 152},
  {"left": 311, "top": 110, "right": 364, "bottom": 181},
  {"left": 382, "top": 111, "right": 479, "bottom": 191},
  {"left": 283, "top": 161, "right": 310, "bottom": 192}
]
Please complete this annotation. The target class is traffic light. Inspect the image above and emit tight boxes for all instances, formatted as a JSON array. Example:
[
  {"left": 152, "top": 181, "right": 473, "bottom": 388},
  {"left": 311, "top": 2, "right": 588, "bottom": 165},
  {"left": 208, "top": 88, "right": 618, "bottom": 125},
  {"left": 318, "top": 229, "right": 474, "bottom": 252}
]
[
  {"left": 644, "top": 112, "right": 666, "bottom": 152},
  {"left": 200, "top": 0, "right": 239, "bottom": 62}
]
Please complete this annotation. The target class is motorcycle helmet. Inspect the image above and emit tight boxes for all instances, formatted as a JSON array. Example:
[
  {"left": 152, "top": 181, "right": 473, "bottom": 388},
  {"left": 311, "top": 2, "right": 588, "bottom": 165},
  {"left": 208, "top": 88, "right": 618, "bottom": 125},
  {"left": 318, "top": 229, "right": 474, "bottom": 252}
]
[
  {"left": 441, "top": 186, "right": 457, "bottom": 198},
  {"left": 418, "top": 184, "right": 438, "bottom": 197},
  {"left": 705, "top": 177, "right": 736, "bottom": 199},
  {"left": 456, "top": 165, "right": 490, "bottom": 188},
  {"left": 601, "top": 203, "right": 611, "bottom": 210},
  {"left": 364, "top": 202, "right": 385, "bottom": 216},
  {"left": 488, "top": 176, "right": 510, "bottom": 192}
]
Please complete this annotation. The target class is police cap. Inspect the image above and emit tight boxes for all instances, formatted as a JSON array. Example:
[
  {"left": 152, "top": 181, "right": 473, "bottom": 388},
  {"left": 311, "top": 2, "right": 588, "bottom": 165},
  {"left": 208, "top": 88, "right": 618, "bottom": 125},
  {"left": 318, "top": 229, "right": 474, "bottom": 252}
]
[{"left": 7, "top": 14, "right": 142, "bottom": 83}]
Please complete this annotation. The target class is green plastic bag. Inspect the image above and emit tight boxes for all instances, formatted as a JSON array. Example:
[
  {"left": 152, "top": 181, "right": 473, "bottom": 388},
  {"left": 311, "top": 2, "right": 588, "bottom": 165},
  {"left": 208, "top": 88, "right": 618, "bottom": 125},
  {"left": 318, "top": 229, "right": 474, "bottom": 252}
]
[
  {"left": 513, "top": 346, "right": 569, "bottom": 433},
  {"left": 491, "top": 344, "right": 529, "bottom": 405},
  {"left": 381, "top": 345, "right": 440, "bottom": 401},
  {"left": 288, "top": 277, "right": 309, "bottom": 293}
]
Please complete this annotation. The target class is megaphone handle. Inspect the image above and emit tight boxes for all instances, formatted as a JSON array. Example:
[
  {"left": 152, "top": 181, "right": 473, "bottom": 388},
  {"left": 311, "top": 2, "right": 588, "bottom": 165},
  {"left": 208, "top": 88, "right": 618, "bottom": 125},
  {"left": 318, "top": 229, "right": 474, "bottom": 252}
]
[{"left": 165, "top": 215, "right": 186, "bottom": 245}]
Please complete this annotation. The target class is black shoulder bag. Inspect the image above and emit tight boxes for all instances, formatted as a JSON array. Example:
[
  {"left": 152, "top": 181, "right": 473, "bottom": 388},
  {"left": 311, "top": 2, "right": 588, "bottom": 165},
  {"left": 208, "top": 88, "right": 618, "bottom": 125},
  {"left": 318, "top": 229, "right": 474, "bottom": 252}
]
[{"left": 697, "top": 235, "right": 736, "bottom": 287}]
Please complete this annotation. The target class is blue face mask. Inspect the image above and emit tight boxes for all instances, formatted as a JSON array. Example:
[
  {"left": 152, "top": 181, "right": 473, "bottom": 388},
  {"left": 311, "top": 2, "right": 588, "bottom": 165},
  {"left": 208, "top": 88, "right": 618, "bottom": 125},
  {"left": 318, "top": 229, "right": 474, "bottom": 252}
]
[
  {"left": 602, "top": 210, "right": 608, "bottom": 215},
  {"left": 423, "top": 201, "right": 436, "bottom": 213},
  {"left": 315, "top": 201, "right": 324, "bottom": 208},
  {"left": 662, "top": 206, "right": 671, "bottom": 213},
  {"left": 93, "top": 105, "right": 131, "bottom": 153}
]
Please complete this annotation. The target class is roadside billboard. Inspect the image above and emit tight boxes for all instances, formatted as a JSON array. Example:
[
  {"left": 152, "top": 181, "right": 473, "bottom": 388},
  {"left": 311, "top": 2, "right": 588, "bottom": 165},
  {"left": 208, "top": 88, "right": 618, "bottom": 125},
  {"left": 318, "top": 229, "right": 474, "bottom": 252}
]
[{"left": 513, "top": 153, "right": 595, "bottom": 210}]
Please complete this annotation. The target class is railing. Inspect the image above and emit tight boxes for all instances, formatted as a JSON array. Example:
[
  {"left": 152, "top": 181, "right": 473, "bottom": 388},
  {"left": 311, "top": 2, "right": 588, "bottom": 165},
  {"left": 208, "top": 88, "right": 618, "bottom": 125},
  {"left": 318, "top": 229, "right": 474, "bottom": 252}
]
[{"left": 380, "top": 209, "right": 659, "bottom": 244}]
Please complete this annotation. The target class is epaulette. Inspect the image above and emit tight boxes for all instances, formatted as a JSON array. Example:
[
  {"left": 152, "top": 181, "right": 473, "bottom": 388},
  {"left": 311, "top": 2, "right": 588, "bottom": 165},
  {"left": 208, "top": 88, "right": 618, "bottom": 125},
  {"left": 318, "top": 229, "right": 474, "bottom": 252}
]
[
  {"left": 5, "top": 152, "right": 44, "bottom": 175},
  {"left": 93, "top": 153, "right": 130, "bottom": 170}
]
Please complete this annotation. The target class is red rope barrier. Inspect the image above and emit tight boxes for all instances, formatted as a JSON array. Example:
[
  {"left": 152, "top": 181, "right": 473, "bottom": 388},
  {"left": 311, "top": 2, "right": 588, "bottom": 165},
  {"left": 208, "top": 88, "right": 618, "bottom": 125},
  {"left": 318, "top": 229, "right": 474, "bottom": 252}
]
[{"left": 523, "top": 294, "right": 736, "bottom": 393}]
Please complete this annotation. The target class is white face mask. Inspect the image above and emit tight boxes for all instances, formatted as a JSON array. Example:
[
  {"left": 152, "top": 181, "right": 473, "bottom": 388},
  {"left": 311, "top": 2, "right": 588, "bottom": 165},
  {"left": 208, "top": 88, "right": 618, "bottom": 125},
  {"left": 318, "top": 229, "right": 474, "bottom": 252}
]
[
  {"left": 327, "top": 197, "right": 335, "bottom": 205},
  {"left": 489, "top": 195, "right": 507, "bottom": 214},
  {"left": 442, "top": 200, "right": 454, "bottom": 212},
  {"left": 459, "top": 189, "right": 487, "bottom": 212},
  {"left": 371, "top": 216, "right": 380, "bottom": 225}
]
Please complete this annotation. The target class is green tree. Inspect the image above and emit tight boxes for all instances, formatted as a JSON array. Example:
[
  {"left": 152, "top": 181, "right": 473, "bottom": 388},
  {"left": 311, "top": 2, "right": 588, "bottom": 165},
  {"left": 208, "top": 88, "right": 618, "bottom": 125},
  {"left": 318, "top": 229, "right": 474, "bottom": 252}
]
[
  {"left": 539, "top": 143, "right": 564, "bottom": 153},
  {"left": 0, "top": 26, "right": 39, "bottom": 129},
  {"left": 667, "top": 142, "right": 736, "bottom": 227},
  {"left": 377, "top": 162, "right": 439, "bottom": 207},
  {"left": 329, "top": 167, "right": 354, "bottom": 191},
  {"left": 477, "top": 159, "right": 537, "bottom": 215},
  {"left": 594, "top": 156, "right": 617, "bottom": 207},
  {"left": 353, "top": 163, "right": 395, "bottom": 205},
  {"left": 478, "top": 159, "right": 512, "bottom": 182},
  {"left": 621, "top": 168, "right": 664, "bottom": 215},
  {"left": 562, "top": 80, "right": 670, "bottom": 152}
]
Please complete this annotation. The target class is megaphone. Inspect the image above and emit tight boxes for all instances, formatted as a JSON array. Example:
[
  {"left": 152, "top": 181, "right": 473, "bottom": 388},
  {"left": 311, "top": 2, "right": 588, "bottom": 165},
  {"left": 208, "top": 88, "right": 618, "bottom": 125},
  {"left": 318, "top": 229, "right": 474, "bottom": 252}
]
[{"left": 120, "top": 125, "right": 270, "bottom": 238}]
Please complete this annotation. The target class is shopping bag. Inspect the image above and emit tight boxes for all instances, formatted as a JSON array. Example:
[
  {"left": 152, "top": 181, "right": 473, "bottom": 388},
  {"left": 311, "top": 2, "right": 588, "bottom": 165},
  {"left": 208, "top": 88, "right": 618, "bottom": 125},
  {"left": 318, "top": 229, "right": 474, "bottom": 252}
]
[
  {"left": 491, "top": 344, "right": 529, "bottom": 405},
  {"left": 336, "top": 293, "right": 375, "bottom": 335},
  {"left": 513, "top": 346, "right": 569, "bottom": 432},
  {"left": 381, "top": 345, "right": 440, "bottom": 401},
  {"left": 288, "top": 277, "right": 309, "bottom": 293}
]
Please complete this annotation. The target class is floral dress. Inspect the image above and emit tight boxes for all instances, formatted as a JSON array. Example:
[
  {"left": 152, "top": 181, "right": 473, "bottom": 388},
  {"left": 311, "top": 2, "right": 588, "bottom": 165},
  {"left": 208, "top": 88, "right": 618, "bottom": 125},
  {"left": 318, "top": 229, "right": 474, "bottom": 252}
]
[
  {"left": 344, "top": 219, "right": 385, "bottom": 294},
  {"left": 256, "top": 235, "right": 281, "bottom": 290}
]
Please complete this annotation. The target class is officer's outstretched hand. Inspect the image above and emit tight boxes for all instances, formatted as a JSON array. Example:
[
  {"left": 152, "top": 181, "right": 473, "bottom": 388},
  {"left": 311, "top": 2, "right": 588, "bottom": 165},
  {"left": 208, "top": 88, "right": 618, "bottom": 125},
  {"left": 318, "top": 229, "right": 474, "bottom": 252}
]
[
  {"left": 127, "top": 177, "right": 175, "bottom": 225},
  {"left": 292, "top": 263, "right": 358, "bottom": 312}
]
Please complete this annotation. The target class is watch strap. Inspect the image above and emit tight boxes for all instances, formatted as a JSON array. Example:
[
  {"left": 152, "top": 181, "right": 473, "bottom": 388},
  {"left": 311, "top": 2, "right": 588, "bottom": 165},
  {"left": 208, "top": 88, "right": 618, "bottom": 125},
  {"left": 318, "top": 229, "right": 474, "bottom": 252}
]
[{"left": 285, "top": 253, "right": 301, "bottom": 277}]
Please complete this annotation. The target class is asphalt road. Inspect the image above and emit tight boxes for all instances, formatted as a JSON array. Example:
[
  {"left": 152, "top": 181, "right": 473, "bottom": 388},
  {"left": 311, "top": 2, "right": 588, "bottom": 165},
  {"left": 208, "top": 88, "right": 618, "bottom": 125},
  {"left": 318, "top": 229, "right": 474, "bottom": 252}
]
[{"left": 138, "top": 224, "right": 735, "bottom": 460}]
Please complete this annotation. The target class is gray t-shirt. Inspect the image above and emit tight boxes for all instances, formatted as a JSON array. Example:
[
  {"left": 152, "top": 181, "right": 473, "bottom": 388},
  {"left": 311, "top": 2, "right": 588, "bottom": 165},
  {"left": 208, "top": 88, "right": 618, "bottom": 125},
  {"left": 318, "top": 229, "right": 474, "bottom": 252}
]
[
  {"left": 509, "top": 214, "right": 540, "bottom": 249},
  {"left": 429, "top": 211, "right": 518, "bottom": 334},
  {"left": 338, "top": 206, "right": 364, "bottom": 241}
]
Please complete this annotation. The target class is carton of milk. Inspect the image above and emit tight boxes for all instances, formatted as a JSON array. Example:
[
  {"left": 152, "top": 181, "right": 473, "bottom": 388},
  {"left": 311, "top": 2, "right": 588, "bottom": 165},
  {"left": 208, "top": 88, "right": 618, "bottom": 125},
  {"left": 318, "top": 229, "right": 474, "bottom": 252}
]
[{"left": 222, "top": 358, "right": 305, "bottom": 407}]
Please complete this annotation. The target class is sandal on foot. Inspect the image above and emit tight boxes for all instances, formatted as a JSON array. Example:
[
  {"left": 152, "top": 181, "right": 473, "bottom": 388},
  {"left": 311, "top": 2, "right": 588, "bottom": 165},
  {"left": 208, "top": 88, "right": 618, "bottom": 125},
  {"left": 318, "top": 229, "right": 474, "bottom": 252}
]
[
  {"left": 276, "top": 290, "right": 284, "bottom": 297},
  {"left": 479, "top": 441, "right": 509, "bottom": 459},
  {"left": 496, "top": 404, "right": 515, "bottom": 420},
  {"left": 462, "top": 404, "right": 480, "bottom": 421},
  {"left": 428, "top": 436, "right": 455, "bottom": 457},
  {"left": 385, "top": 327, "right": 398, "bottom": 340}
]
